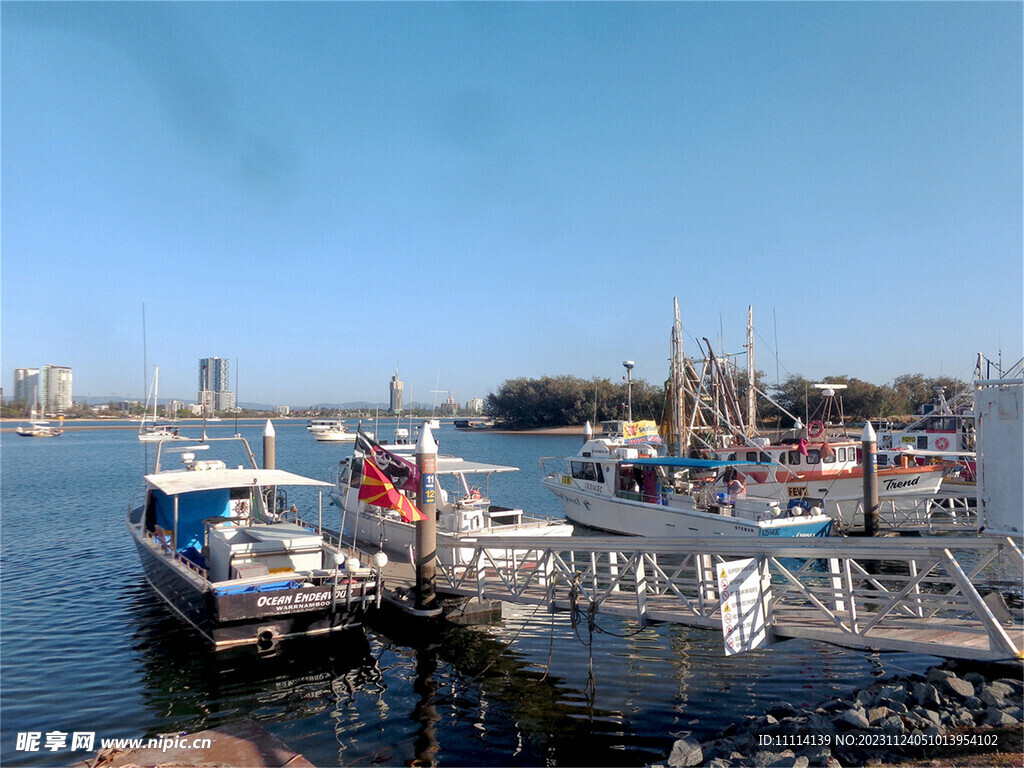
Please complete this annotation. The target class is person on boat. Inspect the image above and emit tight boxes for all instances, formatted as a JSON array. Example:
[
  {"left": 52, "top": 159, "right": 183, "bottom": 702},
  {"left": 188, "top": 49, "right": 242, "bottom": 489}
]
[{"left": 724, "top": 468, "right": 746, "bottom": 503}]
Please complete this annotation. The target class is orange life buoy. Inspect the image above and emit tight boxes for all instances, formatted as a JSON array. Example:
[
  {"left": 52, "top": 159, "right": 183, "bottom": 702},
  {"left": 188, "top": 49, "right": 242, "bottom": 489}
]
[
  {"left": 807, "top": 420, "right": 825, "bottom": 438},
  {"left": 934, "top": 436, "right": 950, "bottom": 451},
  {"left": 469, "top": 488, "right": 482, "bottom": 500}
]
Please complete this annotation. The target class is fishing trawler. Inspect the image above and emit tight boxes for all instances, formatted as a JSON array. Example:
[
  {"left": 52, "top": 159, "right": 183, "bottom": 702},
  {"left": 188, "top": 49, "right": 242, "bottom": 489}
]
[{"left": 541, "top": 430, "right": 832, "bottom": 538}]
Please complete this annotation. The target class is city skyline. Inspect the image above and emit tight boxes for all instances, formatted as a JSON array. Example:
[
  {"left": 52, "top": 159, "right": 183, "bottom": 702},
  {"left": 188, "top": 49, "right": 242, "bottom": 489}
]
[{"left": 3, "top": 4, "right": 1020, "bottom": 404}]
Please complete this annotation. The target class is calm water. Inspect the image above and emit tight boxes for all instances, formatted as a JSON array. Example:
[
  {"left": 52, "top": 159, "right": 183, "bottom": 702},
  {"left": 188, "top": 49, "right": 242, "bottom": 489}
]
[{"left": 0, "top": 420, "right": 940, "bottom": 767}]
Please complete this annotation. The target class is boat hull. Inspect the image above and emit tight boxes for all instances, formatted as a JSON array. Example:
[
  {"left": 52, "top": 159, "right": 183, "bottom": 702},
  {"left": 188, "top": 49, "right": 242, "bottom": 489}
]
[
  {"left": 747, "top": 466, "right": 946, "bottom": 504},
  {"left": 335, "top": 497, "right": 574, "bottom": 565},
  {"left": 543, "top": 479, "right": 831, "bottom": 538},
  {"left": 128, "top": 510, "right": 375, "bottom": 650}
]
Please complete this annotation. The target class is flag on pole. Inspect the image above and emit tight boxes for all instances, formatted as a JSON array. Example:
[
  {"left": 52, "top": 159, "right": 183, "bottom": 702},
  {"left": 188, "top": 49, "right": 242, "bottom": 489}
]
[
  {"left": 355, "top": 429, "right": 419, "bottom": 492},
  {"left": 358, "top": 458, "right": 426, "bottom": 523}
]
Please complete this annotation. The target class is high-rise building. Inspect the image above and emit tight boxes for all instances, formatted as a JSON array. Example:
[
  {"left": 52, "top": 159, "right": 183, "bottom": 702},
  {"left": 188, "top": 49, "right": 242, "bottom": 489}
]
[
  {"left": 40, "top": 365, "right": 73, "bottom": 414},
  {"left": 14, "top": 368, "right": 40, "bottom": 405},
  {"left": 389, "top": 367, "right": 404, "bottom": 413},
  {"left": 198, "top": 357, "right": 233, "bottom": 413}
]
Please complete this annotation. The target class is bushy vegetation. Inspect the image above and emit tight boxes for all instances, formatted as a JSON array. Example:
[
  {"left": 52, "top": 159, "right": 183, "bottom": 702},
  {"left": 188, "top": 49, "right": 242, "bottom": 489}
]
[
  {"left": 484, "top": 372, "right": 970, "bottom": 430},
  {"left": 484, "top": 375, "right": 665, "bottom": 429}
]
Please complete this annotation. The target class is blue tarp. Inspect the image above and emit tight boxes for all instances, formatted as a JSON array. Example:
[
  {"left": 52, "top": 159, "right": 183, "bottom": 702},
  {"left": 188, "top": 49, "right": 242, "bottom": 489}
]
[
  {"left": 213, "top": 580, "right": 301, "bottom": 596},
  {"left": 153, "top": 488, "right": 231, "bottom": 552}
]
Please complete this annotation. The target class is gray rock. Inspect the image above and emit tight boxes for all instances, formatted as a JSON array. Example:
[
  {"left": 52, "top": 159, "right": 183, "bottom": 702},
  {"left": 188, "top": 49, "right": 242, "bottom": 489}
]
[
  {"left": 996, "top": 677, "right": 1023, "bottom": 695},
  {"left": 838, "top": 708, "right": 869, "bottom": 729},
  {"left": 921, "top": 708, "right": 942, "bottom": 727},
  {"left": 984, "top": 709, "right": 1020, "bottom": 727},
  {"left": 855, "top": 689, "right": 874, "bottom": 706},
  {"left": 942, "top": 676, "right": 975, "bottom": 699},
  {"left": 668, "top": 737, "right": 704, "bottom": 768},
  {"left": 752, "top": 750, "right": 801, "bottom": 767},
  {"left": 874, "top": 684, "right": 909, "bottom": 704},
  {"left": 926, "top": 667, "right": 956, "bottom": 683},
  {"left": 922, "top": 724, "right": 947, "bottom": 737},
  {"left": 963, "top": 695, "right": 983, "bottom": 712},
  {"left": 879, "top": 715, "right": 905, "bottom": 735},
  {"left": 707, "top": 759, "right": 733, "bottom": 768},
  {"left": 886, "top": 700, "right": 908, "bottom": 715},
  {"left": 798, "top": 746, "right": 832, "bottom": 765},
  {"left": 980, "top": 687, "right": 1006, "bottom": 708},
  {"left": 912, "top": 681, "right": 941, "bottom": 708},
  {"left": 866, "top": 706, "right": 890, "bottom": 724},
  {"left": 768, "top": 701, "right": 798, "bottom": 718},
  {"left": 963, "top": 671, "right": 988, "bottom": 688},
  {"left": 987, "top": 681, "right": 1014, "bottom": 698}
]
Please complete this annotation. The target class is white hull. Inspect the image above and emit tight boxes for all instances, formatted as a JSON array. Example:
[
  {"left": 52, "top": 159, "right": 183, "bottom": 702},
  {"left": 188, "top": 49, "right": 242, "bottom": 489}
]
[
  {"left": 337, "top": 499, "right": 573, "bottom": 566},
  {"left": 750, "top": 468, "right": 945, "bottom": 504},
  {"left": 543, "top": 479, "right": 831, "bottom": 538},
  {"left": 314, "top": 430, "right": 357, "bottom": 442}
]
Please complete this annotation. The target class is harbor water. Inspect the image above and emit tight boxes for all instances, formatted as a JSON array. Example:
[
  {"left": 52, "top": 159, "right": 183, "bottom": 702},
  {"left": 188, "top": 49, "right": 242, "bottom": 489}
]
[{"left": 0, "top": 420, "right": 942, "bottom": 767}]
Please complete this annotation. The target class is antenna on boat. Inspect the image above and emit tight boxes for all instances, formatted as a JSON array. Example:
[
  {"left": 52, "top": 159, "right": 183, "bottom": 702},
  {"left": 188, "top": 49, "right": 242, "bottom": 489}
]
[{"left": 622, "top": 360, "right": 635, "bottom": 421}]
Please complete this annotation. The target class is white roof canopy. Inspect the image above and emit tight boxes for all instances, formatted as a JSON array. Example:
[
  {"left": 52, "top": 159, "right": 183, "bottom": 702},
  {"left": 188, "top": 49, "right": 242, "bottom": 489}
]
[
  {"left": 145, "top": 468, "right": 330, "bottom": 496},
  {"left": 434, "top": 457, "right": 519, "bottom": 475}
]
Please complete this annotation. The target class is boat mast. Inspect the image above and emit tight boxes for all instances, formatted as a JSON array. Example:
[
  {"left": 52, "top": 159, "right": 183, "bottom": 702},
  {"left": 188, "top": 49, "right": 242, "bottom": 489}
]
[
  {"left": 670, "top": 297, "right": 686, "bottom": 456},
  {"left": 746, "top": 305, "right": 756, "bottom": 438}
]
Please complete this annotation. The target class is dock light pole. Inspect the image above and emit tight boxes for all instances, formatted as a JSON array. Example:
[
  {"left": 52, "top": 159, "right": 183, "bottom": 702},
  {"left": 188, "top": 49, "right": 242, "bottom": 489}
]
[
  {"left": 415, "top": 424, "right": 439, "bottom": 613},
  {"left": 861, "top": 421, "right": 880, "bottom": 536},
  {"left": 623, "top": 360, "right": 635, "bottom": 422}
]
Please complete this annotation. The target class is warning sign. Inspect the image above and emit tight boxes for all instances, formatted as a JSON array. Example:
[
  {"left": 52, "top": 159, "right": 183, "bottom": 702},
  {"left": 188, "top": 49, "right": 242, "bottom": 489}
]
[{"left": 717, "top": 557, "right": 772, "bottom": 656}]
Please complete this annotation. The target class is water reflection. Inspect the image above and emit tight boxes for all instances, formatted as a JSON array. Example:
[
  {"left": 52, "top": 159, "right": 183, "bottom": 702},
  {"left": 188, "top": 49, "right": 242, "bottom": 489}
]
[{"left": 125, "top": 581, "right": 382, "bottom": 739}]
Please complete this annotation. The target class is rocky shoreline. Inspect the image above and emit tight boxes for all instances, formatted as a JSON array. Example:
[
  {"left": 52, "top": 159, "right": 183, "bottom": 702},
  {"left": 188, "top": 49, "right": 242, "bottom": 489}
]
[{"left": 656, "top": 661, "right": 1022, "bottom": 767}]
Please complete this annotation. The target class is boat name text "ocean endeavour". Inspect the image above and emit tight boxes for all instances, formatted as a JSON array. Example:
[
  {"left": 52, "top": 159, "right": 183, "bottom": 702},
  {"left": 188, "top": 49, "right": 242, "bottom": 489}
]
[
  {"left": 882, "top": 476, "right": 921, "bottom": 491},
  {"left": 256, "top": 589, "right": 332, "bottom": 609}
]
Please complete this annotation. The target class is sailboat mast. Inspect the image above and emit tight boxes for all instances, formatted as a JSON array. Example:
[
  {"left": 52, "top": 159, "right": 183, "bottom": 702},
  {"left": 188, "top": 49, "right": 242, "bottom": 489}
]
[{"left": 746, "top": 305, "right": 756, "bottom": 437}]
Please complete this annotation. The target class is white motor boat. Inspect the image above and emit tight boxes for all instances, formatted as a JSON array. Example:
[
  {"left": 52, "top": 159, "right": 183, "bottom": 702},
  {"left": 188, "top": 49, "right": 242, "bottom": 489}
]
[
  {"left": 541, "top": 438, "right": 833, "bottom": 538},
  {"left": 331, "top": 452, "right": 573, "bottom": 565}
]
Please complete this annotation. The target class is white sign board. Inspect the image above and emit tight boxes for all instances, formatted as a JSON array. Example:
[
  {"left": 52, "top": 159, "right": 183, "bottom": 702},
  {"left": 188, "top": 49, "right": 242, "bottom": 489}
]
[{"left": 717, "top": 557, "right": 772, "bottom": 656}]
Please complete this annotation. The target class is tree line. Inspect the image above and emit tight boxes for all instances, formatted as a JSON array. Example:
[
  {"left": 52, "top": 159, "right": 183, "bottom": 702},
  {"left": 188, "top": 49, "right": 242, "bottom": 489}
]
[{"left": 484, "top": 372, "right": 970, "bottom": 430}]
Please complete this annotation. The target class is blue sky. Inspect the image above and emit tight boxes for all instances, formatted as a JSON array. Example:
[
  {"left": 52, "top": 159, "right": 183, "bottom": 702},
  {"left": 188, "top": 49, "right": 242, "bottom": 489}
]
[{"left": 3, "top": 2, "right": 1021, "bottom": 407}]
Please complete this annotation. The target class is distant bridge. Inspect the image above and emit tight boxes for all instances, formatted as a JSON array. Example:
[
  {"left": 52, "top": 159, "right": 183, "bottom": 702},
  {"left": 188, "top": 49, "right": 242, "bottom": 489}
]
[{"left": 424, "top": 534, "right": 1023, "bottom": 663}]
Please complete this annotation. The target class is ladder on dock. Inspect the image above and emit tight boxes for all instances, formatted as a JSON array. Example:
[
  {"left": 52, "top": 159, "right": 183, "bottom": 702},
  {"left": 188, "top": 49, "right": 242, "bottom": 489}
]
[{"left": 427, "top": 535, "right": 1023, "bottom": 663}]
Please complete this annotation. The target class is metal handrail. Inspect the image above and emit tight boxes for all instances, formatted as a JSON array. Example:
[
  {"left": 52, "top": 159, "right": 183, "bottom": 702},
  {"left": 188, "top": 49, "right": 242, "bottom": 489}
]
[{"left": 433, "top": 534, "right": 1023, "bottom": 661}]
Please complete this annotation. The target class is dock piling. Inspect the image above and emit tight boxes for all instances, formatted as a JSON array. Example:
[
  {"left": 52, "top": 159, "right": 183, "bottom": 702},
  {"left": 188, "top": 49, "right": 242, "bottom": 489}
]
[
  {"left": 415, "top": 424, "right": 439, "bottom": 613},
  {"left": 861, "top": 421, "right": 880, "bottom": 536}
]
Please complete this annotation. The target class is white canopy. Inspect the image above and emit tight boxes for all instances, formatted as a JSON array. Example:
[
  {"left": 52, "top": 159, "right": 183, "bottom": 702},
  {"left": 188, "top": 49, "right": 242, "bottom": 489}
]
[
  {"left": 145, "top": 467, "right": 330, "bottom": 496},
  {"left": 434, "top": 457, "right": 519, "bottom": 475}
]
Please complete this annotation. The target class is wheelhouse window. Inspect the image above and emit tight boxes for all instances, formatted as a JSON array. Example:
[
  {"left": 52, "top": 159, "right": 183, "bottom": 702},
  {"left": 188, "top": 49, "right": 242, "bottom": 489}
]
[
  {"left": 805, "top": 450, "right": 821, "bottom": 465},
  {"left": 571, "top": 461, "right": 603, "bottom": 482},
  {"left": 787, "top": 450, "right": 803, "bottom": 466}
]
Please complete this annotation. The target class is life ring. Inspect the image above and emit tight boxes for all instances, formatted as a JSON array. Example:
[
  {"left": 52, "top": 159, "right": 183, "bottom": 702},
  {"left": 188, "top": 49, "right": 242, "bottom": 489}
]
[
  {"left": 807, "top": 420, "right": 825, "bottom": 438},
  {"left": 934, "top": 436, "right": 950, "bottom": 451},
  {"left": 469, "top": 488, "right": 482, "bottom": 500}
]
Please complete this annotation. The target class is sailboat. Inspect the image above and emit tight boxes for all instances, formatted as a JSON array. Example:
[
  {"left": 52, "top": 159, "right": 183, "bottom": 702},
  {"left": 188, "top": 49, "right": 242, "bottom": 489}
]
[
  {"left": 15, "top": 385, "right": 64, "bottom": 438},
  {"left": 138, "top": 366, "right": 186, "bottom": 442}
]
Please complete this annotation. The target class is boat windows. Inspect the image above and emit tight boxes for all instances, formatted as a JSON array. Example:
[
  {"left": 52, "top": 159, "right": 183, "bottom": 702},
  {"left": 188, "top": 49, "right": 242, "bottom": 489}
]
[
  {"left": 805, "top": 450, "right": 821, "bottom": 465},
  {"left": 571, "top": 461, "right": 603, "bottom": 483}
]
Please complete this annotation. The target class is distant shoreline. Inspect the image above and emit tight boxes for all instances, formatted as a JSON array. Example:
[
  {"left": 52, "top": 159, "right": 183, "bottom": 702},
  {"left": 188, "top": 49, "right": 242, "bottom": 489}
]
[{"left": 0, "top": 418, "right": 587, "bottom": 435}]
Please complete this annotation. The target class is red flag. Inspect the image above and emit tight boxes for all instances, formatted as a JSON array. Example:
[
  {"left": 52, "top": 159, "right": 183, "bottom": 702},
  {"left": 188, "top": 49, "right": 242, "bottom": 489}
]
[
  {"left": 358, "top": 458, "right": 426, "bottom": 523},
  {"left": 797, "top": 438, "right": 809, "bottom": 456}
]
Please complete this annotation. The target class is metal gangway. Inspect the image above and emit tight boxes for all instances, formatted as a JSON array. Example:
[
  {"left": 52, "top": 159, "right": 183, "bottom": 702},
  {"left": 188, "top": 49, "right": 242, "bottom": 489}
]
[
  {"left": 432, "top": 534, "right": 1023, "bottom": 662},
  {"left": 828, "top": 493, "right": 978, "bottom": 534}
]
